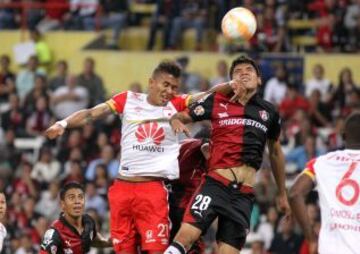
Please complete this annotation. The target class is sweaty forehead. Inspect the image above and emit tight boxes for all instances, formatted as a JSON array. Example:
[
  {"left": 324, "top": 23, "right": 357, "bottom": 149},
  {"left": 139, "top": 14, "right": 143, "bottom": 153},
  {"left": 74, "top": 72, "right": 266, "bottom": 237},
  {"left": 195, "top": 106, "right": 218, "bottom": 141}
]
[
  {"left": 65, "top": 188, "right": 84, "bottom": 197},
  {"left": 234, "top": 63, "right": 255, "bottom": 71},
  {"left": 155, "top": 72, "right": 179, "bottom": 85}
]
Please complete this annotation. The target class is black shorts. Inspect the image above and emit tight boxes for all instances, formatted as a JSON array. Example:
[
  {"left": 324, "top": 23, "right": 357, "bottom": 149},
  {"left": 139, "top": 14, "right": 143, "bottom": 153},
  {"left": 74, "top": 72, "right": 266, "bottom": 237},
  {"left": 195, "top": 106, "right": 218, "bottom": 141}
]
[{"left": 183, "top": 173, "right": 255, "bottom": 250}]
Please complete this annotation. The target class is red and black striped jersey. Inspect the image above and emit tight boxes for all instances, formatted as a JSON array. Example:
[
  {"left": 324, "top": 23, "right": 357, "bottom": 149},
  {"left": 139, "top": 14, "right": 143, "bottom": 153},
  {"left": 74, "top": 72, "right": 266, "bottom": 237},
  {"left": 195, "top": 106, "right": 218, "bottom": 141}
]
[{"left": 188, "top": 92, "right": 281, "bottom": 170}]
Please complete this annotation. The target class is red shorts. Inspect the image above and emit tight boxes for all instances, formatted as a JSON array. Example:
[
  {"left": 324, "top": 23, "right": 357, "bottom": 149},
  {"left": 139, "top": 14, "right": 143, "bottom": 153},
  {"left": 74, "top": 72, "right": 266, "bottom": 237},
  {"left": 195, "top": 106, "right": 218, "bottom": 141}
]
[{"left": 108, "top": 180, "right": 170, "bottom": 253}]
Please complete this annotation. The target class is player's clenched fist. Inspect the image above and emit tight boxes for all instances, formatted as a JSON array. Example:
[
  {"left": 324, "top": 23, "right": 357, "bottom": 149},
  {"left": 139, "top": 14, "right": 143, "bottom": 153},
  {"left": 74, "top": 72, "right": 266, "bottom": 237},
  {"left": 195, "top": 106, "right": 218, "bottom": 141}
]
[{"left": 44, "top": 121, "right": 67, "bottom": 139}]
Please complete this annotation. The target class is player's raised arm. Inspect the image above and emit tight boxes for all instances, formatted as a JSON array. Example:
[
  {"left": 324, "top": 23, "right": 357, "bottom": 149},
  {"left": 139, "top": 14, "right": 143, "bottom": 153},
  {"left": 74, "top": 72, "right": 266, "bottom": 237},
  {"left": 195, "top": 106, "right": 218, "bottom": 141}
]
[
  {"left": 289, "top": 173, "right": 317, "bottom": 253},
  {"left": 44, "top": 102, "right": 113, "bottom": 139},
  {"left": 169, "top": 111, "right": 193, "bottom": 137}
]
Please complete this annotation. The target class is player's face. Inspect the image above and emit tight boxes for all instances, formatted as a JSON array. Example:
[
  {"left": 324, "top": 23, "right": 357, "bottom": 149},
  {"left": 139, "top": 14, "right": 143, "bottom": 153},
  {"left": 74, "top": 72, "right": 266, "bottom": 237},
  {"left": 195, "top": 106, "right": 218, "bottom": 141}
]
[
  {"left": 148, "top": 72, "right": 180, "bottom": 106},
  {"left": 0, "top": 193, "right": 6, "bottom": 220},
  {"left": 61, "top": 188, "right": 85, "bottom": 218},
  {"left": 231, "top": 63, "right": 261, "bottom": 91}
]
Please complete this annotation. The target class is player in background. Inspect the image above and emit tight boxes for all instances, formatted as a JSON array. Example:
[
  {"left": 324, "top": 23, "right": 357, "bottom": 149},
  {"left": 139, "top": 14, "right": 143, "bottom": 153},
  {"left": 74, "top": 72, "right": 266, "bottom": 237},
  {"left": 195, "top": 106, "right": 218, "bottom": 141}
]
[
  {"left": 45, "top": 61, "right": 235, "bottom": 254},
  {"left": 0, "top": 192, "right": 7, "bottom": 252},
  {"left": 164, "top": 56, "right": 290, "bottom": 254},
  {"left": 289, "top": 112, "right": 360, "bottom": 254},
  {"left": 170, "top": 127, "right": 211, "bottom": 254},
  {"left": 40, "top": 182, "right": 112, "bottom": 254}
]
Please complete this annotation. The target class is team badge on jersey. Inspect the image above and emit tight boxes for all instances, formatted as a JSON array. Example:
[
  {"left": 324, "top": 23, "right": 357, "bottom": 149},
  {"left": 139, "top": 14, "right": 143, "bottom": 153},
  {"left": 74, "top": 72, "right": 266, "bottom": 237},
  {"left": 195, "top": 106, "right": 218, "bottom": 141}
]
[
  {"left": 194, "top": 106, "right": 205, "bottom": 116},
  {"left": 259, "top": 110, "right": 269, "bottom": 121},
  {"left": 43, "top": 229, "right": 55, "bottom": 246}
]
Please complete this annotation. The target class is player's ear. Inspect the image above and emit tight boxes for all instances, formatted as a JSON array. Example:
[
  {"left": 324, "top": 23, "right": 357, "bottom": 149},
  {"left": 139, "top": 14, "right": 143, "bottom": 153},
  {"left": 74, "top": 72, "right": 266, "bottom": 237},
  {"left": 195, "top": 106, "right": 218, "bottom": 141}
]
[
  {"left": 257, "top": 77, "right": 262, "bottom": 86},
  {"left": 148, "top": 77, "right": 155, "bottom": 89}
]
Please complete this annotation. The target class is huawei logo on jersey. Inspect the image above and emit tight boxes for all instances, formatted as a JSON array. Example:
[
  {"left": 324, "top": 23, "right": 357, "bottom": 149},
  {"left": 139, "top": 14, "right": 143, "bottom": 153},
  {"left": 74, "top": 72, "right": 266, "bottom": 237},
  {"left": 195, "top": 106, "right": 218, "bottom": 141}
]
[{"left": 135, "top": 122, "right": 165, "bottom": 145}]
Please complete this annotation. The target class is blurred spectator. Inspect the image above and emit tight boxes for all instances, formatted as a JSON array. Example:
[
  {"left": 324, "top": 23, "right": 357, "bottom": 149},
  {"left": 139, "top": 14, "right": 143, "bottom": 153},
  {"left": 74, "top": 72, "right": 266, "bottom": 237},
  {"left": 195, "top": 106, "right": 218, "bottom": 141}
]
[
  {"left": 11, "top": 162, "right": 37, "bottom": 198},
  {"left": 87, "top": 0, "right": 129, "bottom": 49},
  {"left": 25, "top": 0, "right": 45, "bottom": 30},
  {"left": 308, "top": 89, "right": 332, "bottom": 127},
  {"left": 327, "top": 116, "right": 345, "bottom": 151},
  {"left": 1, "top": 94, "right": 26, "bottom": 137},
  {"left": 77, "top": 57, "right": 105, "bottom": 107},
  {"left": 286, "top": 135, "right": 323, "bottom": 172},
  {"left": 129, "top": 81, "right": 143, "bottom": 93},
  {"left": 279, "top": 84, "right": 309, "bottom": 120},
  {"left": 29, "top": 29, "right": 52, "bottom": 71},
  {"left": 0, "top": 0, "right": 18, "bottom": 29},
  {"left": 25, "top": 96, "right": 54, "bottom": 137},
  {"left": 48, "top": 60, "right": 68, "bottom": 92},
  {"left": 64, "top": 0, "right": 98, "bottom": 30},
  {"left": 168, "top": 0, "right": 208, "bottom": 50},
  {"left": 62, "top": 159, "right": 85, "bottom": 184},
  {"left": 94, "top": 164, "right": 109, "bottom": 197},
  {"left": 210, "top": 59, "right": 229, "bottom": 87},
  {"left": 264, "top": 64, "right": 288, "bottom": 105},
  {"left": 85, "top": 144, "right": 119, "bottom": 181},
  {"left": 15, "top": 56, "right": 44, "bottom": 101},
  {"left": 0, "top": 129, "right": 21, "bottom": 174},
  {"left": 23, "top": 75, "right": 49, "bottom": 114},
  {"left": 0, "top": 54, "right": 16, "bottom": 106},
  {"left": 51, "top": 74, "right": 89, "bottom": 119},
  {"left": 34, "top": 181, "right": 60, "bottom": 221},
  {"left": 84, "top": 182, "right": 107, "bottom": 218},
  {"left": 14, "top": 232, "right": 37, "bottom": 254},
  {"left": 176, "top": 55, "right": 202, "bottom": 93},
  {"left": 331, "top": 67, "right": 357, "bottom": 109},
  {"left": 147, "top": 0, "right": 180, "bottom": 50},
  {"left": 57, "top": 129, "right": 83, "bottom": 161},
  {"left": 305, "top": 64, "right": 332, "bottom": 102},
  {"left": 341, "top": 87, "right": 360, "bottom": 117},
  {"left": 30, "top": 147, "right": 60, "bottom": 188},
  {"left": 256, "top": 206, "right": 279, "bottom": 250},
  {"left": 254, "top": 169, "right": 278, "bottom": 213},
  {"left": 36, "top": 0, "right": 68, "bottom": 33},
  {"left": 269, "top": 217, "right": 302, "bottom": 254}
]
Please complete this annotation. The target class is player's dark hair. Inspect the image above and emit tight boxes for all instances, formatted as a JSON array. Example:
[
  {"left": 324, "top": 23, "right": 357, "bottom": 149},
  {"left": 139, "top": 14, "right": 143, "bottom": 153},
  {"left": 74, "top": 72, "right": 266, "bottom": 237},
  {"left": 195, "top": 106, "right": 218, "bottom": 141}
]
[
  {"left": 229, "top": 55, "right": 260, "bottom": 79},
  {"left": 343, "top": 112, "right": 360, "bottom": 148},
  {"left": 152, "top": 60, "right": 182, "bottom": 78},
  {"left": 60, "top": 182, "right": 84, "bottom": 200}
]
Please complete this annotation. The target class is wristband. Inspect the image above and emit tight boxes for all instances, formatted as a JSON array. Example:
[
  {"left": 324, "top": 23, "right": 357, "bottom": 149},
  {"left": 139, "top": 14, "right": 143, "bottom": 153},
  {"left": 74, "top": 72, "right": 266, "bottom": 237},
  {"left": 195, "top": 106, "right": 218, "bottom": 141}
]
[{"left": 57, "top": 120, "right": 68, "bottom": 129}]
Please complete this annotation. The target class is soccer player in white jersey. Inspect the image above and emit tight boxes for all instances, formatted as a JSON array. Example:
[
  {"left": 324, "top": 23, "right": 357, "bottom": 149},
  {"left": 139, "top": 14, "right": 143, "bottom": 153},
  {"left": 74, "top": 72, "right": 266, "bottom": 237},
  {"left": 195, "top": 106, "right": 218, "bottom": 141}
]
[
  {"left": 45, "top": 61, "right": 232, "bottom": 254},
  {"left": 289, "top": 112, "right": 360, "bottom": 254},
  {"left": 0, "top": 192, "right": 7, "bottom": 252}
]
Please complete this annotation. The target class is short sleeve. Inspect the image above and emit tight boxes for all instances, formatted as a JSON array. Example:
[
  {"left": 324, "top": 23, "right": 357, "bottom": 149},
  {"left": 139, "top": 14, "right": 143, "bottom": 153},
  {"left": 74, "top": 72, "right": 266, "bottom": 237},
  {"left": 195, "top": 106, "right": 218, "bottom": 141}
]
[
  {"left": 302, "top": 158, "right": 316, "bottom": 181},
  {"left": 267, "top": 111, "right": 281, "bottom": 140},
  {"left": 40, "top": 228, "right": 62, "bottom": 254},
  {"left": 188, "top": 93, "right": 214, "bottom": 122},
  {"left": 171, "top": 94, "right": 191, "bottom": 112},
  {"left": 106, "top": 91, "right": 128, "bottom": 114}
]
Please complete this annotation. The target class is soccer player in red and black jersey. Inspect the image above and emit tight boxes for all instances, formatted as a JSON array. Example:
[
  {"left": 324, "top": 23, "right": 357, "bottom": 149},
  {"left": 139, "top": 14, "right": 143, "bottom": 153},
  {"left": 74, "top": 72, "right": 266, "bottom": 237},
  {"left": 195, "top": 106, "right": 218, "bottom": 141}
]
[
  {"left": 40, "top": 182, "right": 112, "bottom": 254},
  {"left": 164, "top": 56, "right": 291, "bottom": 254},
  {"left": 169, "top": 128, "right": 210, "bottom": 254}
]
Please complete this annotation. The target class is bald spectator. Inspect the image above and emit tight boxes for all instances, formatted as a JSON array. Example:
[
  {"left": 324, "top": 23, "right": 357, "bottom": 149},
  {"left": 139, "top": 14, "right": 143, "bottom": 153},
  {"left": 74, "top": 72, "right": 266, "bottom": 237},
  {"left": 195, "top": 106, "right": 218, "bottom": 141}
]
[
  {"left": 264, "top": 64, "right": 289, "bottom": 105},
  {"left": 51, "top": 75, "right": 89, "bottom": 119},
  {"left": 77, "top": 57, "right": 105, "bottom": 107},
  {"left": 305, "top": 64, "right": 332, "bottom": 102}
]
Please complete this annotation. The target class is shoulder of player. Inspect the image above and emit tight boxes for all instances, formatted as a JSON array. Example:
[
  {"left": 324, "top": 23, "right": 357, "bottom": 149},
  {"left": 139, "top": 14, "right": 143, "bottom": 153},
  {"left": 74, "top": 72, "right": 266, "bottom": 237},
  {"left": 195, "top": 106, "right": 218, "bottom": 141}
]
[
  {"left": 83, "top": 214, "right": 96, "bottom": 227},
  {"left": 254, "top": 95, "right": 277, "bottom": 111}
]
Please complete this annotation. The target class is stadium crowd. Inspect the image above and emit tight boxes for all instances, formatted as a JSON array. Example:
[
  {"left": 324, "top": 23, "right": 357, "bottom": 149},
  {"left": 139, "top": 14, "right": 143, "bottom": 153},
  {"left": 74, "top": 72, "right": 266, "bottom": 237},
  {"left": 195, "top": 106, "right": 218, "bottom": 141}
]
[{"left": 0, "top": 0, "right": 360, "bottom": 52}]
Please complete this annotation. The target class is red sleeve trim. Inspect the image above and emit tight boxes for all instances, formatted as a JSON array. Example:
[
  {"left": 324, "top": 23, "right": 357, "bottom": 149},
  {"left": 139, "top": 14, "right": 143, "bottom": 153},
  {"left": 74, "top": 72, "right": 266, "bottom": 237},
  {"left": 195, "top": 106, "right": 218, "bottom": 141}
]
[
  {"left": 108, "top": 91, "right": 128, "bottom": 113},
  {"left": 304, "top": 158, "right": 317, "bottom": 176},
  {"left": 171, "top": 94, "right": 191, "bottom": 112}
]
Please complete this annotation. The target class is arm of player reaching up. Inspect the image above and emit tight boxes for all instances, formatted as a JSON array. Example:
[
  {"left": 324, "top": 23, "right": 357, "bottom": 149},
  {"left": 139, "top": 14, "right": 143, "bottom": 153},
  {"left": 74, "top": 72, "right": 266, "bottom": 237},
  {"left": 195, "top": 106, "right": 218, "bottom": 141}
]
[
  {"left": 267, "top": 139, "right": 291, "bottom": 217},
  {"left": 170, "top": 111, "right": 193, "bottom": 137},
  {"left": 91, "top": 232, "right": 113, "bottom": 248},
  {"left": 289, "top": 172, "right": 317, "bottom": 254},
  {"left": 45, "top": 102, "right": 113, "bottom": 139}
]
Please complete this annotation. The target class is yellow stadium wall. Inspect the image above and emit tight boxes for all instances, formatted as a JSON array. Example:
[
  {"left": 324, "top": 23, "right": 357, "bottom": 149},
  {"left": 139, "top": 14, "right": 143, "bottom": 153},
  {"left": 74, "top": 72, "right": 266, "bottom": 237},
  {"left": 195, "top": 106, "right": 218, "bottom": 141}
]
[{"left": 1, "top": 31, "right": 360, "bottom": 96}]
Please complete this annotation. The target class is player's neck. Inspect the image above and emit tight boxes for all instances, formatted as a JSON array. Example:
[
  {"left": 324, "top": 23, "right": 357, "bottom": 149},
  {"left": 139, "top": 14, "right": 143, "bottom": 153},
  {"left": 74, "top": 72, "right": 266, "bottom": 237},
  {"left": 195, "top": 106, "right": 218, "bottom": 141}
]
[
  {"left": 64, "top": 213, "right": 83, "bottom": 232},
  {"left": 236, "top": 89, "right": 256, "bottom": 106}
]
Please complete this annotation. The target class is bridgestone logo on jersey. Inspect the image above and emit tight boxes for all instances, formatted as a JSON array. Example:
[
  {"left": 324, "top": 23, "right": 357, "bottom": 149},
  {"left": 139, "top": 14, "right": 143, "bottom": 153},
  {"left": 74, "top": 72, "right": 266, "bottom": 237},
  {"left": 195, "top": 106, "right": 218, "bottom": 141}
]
[
  {"left": 133, "top": 144, "right": 165, "bottom": 153},
  {"left": 219, "top": 118, "right": 268, "bottom": 132}
]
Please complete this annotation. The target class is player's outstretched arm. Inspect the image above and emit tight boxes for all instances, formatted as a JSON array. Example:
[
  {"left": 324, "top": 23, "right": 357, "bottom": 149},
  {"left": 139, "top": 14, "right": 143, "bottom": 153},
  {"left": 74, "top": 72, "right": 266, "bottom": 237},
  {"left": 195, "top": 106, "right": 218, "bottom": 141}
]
[
  {"left": 289, "top": 174, "right": 317, "bottom": 254},
  {"left": 91, "top": 232, "right": 113, "bottom": 248},
  {"left": 44, "top": 102, "right": 112, "bottom": 139},
  {"left": 169, "top": 111, "right": 193, "bottom": 137},
  {"left": 267, "top": 139, "right": 291, "bottom": 216}
]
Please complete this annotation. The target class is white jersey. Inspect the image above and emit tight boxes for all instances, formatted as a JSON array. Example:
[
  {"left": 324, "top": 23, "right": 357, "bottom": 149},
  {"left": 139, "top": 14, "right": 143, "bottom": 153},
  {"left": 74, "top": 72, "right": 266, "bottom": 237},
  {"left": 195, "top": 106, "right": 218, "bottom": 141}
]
[
  {"left": 0, "top": 222, "right": 6, "bottom": 251},
  {"left": 303, "top": 149, "right": 360, "bottom": 254},
  {"left": 107, "top": 91, "right": 190, "bottom": 180}
]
